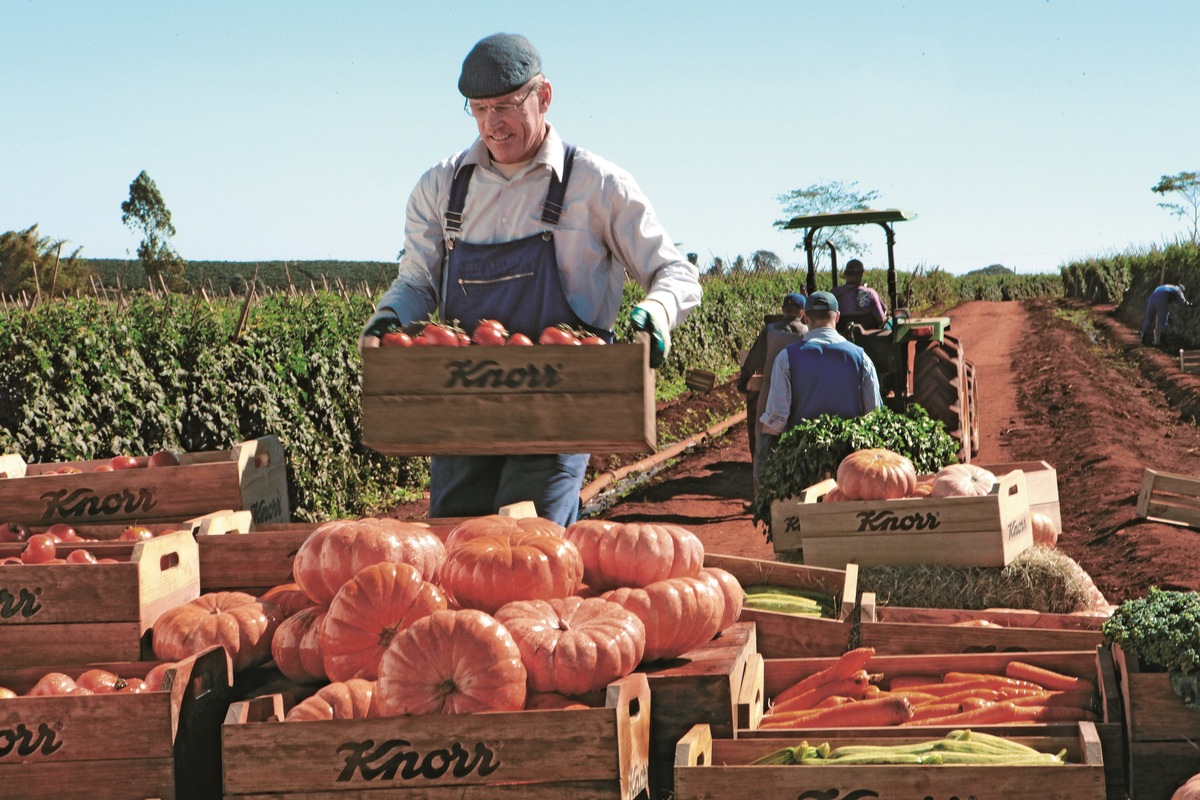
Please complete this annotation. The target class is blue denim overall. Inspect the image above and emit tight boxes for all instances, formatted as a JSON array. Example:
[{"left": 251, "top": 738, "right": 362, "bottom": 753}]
[{"left": 429, "top": 145, "right": 601, "bottom": 526}]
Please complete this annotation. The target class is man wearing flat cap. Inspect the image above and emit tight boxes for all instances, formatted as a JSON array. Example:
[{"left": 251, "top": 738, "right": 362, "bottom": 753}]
[
  {"left": 360, "top": 33, "right": 702, "bottom": 526},
  {"left": 755, "top": 291, "right": 883, "bottom": 485},
  {"left": 736, "top": 292, "right": 808, "bottom": 467}
]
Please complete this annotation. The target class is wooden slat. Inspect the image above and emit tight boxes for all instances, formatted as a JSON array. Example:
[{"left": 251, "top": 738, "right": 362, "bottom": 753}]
[
  {"left": 0, "top": 759, "right": 176, "bottom": 800},
  {"left": 1180, "top": 349, "right": 1200, "bottom": 373},
  {"left": 1136, "top": 467, "right": 1200, "bottom": 527}
]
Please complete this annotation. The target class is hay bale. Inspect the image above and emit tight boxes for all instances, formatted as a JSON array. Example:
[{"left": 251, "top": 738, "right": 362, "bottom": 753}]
[{"left": 777, "top": 546, "right": 1103, "bottom": 614}]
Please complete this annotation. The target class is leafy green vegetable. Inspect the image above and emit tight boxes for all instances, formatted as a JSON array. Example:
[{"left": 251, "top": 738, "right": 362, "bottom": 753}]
[
  {"left": 1103, "top": 586, "right": 1200, "bottom": 674},
  {"left": 751, "top": 405, "right": 959, "bottom": 537}
]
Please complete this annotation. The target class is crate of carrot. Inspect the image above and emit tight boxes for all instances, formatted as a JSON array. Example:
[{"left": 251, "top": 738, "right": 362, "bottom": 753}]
[{"left": 738, "top": 646, "right": 1126, "bottom": 800}]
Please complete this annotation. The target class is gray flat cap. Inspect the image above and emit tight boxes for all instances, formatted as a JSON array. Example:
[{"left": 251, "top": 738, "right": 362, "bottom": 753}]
[{"left": 458, "top": 33, "right": 542, "bottom": 99}]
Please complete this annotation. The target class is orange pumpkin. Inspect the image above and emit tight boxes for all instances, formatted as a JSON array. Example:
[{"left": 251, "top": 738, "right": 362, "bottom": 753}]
[
  {"left": 602, "top": 575, "right": 725, "bottom": 662},
  {"left": 445, "top": 514, "right": 564, "bottom": 552},
  {"left": 376, "top": 609, "right": 527, "bottom": 715},
  {"left": 293, "top": 518, "right": 446, "bottom": 606},
  {"left": 284, "top": 678, "right": 378, "bottom": 722},
  {"left": 524, "top": 691, "right": 589, "bottom": 710},
  {"left": 562, "top": 520, "right": 705, "bottom": 591},
  {"left": 494, "top": 596, "right": 645, "bottom": 695},
  {"left": 271, "top": 606, "right": 328, "bottom": 683},
  {"left": 320, "top": 562, "right": 448, "bottom": 681},
  {"left": 152, "top": 591, "right": 283, "bottom": 673},
  {"left": 439, "top": 531, "right": 584, "bottom": 614},
  {"left": 836, "top": 449, "right": 918, "bottom": 500},
  {"left": 823, "top": 485, "right": 848, "bottom": 502},
  {"left": 259, "top": 582, "right": 317, "bottom": 618},
  {"left": 1031, "top": 511, "right": 1060, "bottom": 547},
  {"left": 699, "top": 566, "right": 744, "bottom": 631},
  {"left": 909, "top": 476, "right": 936, "bottom": 498},
  {"left": 930, "top": 463, "right": 996, "bottom": 497}
]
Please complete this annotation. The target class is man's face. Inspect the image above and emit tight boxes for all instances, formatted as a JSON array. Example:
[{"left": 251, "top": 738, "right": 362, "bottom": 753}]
[
  {"left": 468, "top": 78, "right": 552, "bottom": 165},
  {"left": 844, "top": 268, "right": 863, "bottom": 287}
]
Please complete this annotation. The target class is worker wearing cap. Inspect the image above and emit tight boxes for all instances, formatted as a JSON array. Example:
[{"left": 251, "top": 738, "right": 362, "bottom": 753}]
[
  {"left": 358, "top": 33, "right": 702, "bottom": 526},
  {"left": 1141, "top": 283, "right": 1191, "bottom": 346},
  {"left": 831, "top": 259, "right": 887, "bottom": 330},
  {"left": 755, "top": 291, "right": 883, "bottom": 484},
  {"left": 736, "top": 292, "right": 808, "bottom": 463}
]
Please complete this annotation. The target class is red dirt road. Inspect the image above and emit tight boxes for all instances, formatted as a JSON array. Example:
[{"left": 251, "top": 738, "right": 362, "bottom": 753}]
[{"left": 598, "top": 299, "right": 1200, "bottom": 605}]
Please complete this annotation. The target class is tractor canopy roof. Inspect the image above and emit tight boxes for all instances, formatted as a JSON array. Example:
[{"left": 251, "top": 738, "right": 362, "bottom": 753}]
[{"left": 783, "top": 208, "right": 917, "bottom": 230}]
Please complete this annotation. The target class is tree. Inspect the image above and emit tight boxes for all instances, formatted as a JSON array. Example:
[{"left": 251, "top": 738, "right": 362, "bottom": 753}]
[
  {"left": 773, "top": 180, "right": 882, "bottom": 268},
  {"left": 751, "top": 250, "right": 782, "bottom": 274},
  {"left": 121, "top": 170, "right": 187, "bottom": 290},
  {"left": 0, "top": 224, "right": 91, "bottom": 298},
  {"left": 1152, "top": 171, "right": 1200, "bottom": 244}
]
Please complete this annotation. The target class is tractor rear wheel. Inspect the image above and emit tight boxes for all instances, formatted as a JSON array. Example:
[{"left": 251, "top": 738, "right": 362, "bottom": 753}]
[{"left": 912, "top": 335, "right": 971, "bottom": 462}]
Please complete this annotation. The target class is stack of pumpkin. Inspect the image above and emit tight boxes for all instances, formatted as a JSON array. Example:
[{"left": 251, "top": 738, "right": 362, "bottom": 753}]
[
  {"left": 822, "top": 448, "right": 1060, "bottom": 547},
  {"left": 150, "top": 514, "right": 744, "bottom": 721}
]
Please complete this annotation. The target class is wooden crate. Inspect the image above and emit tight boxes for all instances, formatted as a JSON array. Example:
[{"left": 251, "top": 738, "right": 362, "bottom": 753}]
[
  {"left": 0, "top": 646, "right": 233, "bottom": 800},
  {"left": 769, "top": 469, "right": 1034, "bottom": 568},
  {"left": 739, "top": 648, "right": 1126, "bottom": 800},
  {"left": 221, "top": 672, "right": 651, "bottom": 799},
  {"left": 1180, "top": 349, "right": 1200, "bottom": 374},
  {"left": 857, "top": 590, "right": 1106, "bottom": 655},
  {"left": 704, "top": 553, "right": 856, "bottom": 658},
  {"left": 1136, "top": 467, "right": 1200, "bottom": 529},
  {"left": 640, "top": 621, "right": 757, "bottom": 800},
  {"left": 361, "top": 333, "right": 655, "bottom": 456},
  {"left": 0, "top": 435, "right": 289, "bottom": 527},
  {"left": 674, "top": 721, "right": 1106, "bottom": 800},
  {"left": 1112, "top": 643, "right": 1200, "bottom": 800},
  {"left": 0, "top": 529, "right": 200, "bottom": 666},
  {"left": 978, "top": 459, "right": 1062, "bottom": 532}
]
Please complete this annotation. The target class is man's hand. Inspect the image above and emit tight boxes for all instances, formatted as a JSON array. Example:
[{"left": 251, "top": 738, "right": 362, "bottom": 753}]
[
  {"left": 359, "top": 314, "right": 399, "bottom": 353},
  {"left": 630, "top": 299, "right": 670, "bottom": 369}
]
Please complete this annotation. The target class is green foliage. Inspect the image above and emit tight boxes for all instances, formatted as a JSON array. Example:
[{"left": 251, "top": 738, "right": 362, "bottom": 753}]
[
  {"left": 121, "top": 171, "right": 187, "bottom": 291},
  {"left": 772, "top": 180, "right": 881, "bottom": 267},
  {"left": 82, "top": 258, "right": 397, "bottom": 295},
  {"left": 1103, "top": 587, "right": 1200, "bottom": 674},
  {"left": 0, "top": 225, "right": 92, "bottom": 297},
  {"left": 750, "top": 405, "right": 960, "bottom": 531},
  {"left": 1152, "top": 171, "right": 1200, "bottom": 245}
]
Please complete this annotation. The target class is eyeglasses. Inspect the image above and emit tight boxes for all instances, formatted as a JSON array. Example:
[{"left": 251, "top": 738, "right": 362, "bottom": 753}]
[{"left": 464, "top": 83, "right": 538, "bottom": 118}]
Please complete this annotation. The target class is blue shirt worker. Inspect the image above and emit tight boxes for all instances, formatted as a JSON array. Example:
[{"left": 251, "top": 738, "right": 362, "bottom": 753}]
[
  {"left": 358, "top": 33, "right": 702, "bottom": 527},
  {"left": 755, "top": 291, "right": 883, "bottom": 484},
  {"left": 1141, "top": 284, "right": 1191, "bottom": 346}
]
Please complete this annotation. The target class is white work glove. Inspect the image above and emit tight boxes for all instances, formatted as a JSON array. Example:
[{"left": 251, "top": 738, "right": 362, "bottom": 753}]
[{"left": 630, "top": 299, "right": 671, "bottom": 369}]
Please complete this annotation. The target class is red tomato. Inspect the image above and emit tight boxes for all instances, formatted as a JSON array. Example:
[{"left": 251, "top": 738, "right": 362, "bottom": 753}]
[
  {"left": 46, "top": 523, "right": 78, "bottom": 541},
  {"left": 76, "top": 668, "right": 126, "bottom": 694},
  {"left": 579, "top": 335, "right": 607, "bottom": 345},
  {"left": 539, "top": 326, "right": 582, "bottom": 346},
  {"left": 109, "top": 455, "right": 142, "bottom": 470},
  {"left": 28, "top": 672, "right": 77, "bottom": 696},
  {"left": 0, "top": 557, "right": 22, "bottom": 566},
  {"left": 56, "top": 466, "right": 82, "bottom": 474},
  {"left": 147, "top": 450, "right": 181, "bottom": 467},
  {"left": 93, "top": 464, "right": 114, "bottom": 472},
  {"left": 117, "top": 677, "right": 148, "bottom": 694},
  {"left": 0, "top": 522, "right": 30, "bottom": 544},
  {"left": 507, "top": 332, "right": 534, "bottom": 346},
  {"left": 119, "top": 526, "right": 155, "bottom": 542},
  {"left": 419, "top": 323, "right": 463, "bottom": 347},
  {"left": 380, "top": 331, "right": 414, "bottom": 347},
  {"left": 143, "top": 662, "right": 176, "bottom": 691},
  {"left": 65, "top": 549, "right": 98, "bottom": 564},
  {"left": 20, "top": 534, "right": 57, "bottom": 564},
  {"left": 472, "top": 322, "right": 509, "bottom": 346}
]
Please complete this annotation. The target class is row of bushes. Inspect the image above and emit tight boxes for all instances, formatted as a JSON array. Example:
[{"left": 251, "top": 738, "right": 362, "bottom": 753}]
[{"left": 0, "top": 267, "right": 1063, "bottom": 521}]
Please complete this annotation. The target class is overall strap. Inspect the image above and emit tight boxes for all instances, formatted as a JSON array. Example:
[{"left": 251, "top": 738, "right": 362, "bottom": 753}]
[
  {"left": 443, "top": 160, "right": 475, "bottom": 241},
  {"left": 540, "top": 143, "right": 576, "bottom": 226}
]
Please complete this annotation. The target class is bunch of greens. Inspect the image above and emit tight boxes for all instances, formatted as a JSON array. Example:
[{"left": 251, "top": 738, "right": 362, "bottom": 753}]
[
  {"left": 1102, "top": 587, "right": 1200, "bottom": 674},
  {"left": 752, "top": 405, "right": 959, "bottom": 536}
]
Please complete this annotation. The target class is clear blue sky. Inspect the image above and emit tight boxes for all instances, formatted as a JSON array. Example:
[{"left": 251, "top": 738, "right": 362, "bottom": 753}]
[{"left": 3, "top": 0, "right": 1198, "bottom": 275}]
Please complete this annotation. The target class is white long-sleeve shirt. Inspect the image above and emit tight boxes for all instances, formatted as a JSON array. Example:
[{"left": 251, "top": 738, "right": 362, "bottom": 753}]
[{"left": 370, "top": 124, "right": 702, "bottom": 332}]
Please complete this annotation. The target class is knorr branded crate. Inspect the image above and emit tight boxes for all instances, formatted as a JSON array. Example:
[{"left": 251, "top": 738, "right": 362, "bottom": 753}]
[
  {"left": 360, "top": 333, "right": 655, "bottom": 456},
  {"left": 704, "top": 553, "right": 856, "bottom": 659},
  {"left": 0, "top": 646, "right": 233, "bottom": 800},
  {"left": 0, "top": 529, "right": 200, "bottom": 666},
  {"left": 221, "top": 672, "right": 650, "bottom": 799},
  {"left": 0, "top": 435, "right": 289, "bottom": 527},
  {"left": 769, "top": 469, "right": 1034, "bottom": 568},
  {"left": 674, "top": 721, "right": 1106, "bottom": 800},
  {"left": 978, "top": 459, "right": 1062, "bottom": 532}
]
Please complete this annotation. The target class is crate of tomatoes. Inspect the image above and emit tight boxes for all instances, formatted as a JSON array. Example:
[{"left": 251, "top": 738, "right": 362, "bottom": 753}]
[{"left": 360, "top": 319, "right": 655, "bottom": 456}]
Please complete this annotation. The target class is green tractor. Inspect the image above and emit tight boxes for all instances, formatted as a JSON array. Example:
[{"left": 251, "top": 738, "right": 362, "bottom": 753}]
[{"left": 785, "top": 208, "right": 979, "bottom": 462}]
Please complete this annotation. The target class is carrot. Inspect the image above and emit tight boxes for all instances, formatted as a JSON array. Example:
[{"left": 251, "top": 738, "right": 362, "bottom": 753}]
[
  {"left": 1008, "top": 690, "right": 1096, "bottom": 710},
  {"left": 770, "top": 671, "right": 870, "bottom": 713},
  {"left": 877, "top": 680, "right": 995, "bottom": 697},
  {"left": 757, "top": 707, "right": 829, "bottom": 728},
  {"left": 814, "top": 695, "right": 853, "bottom": 709},
  {"left": 798, "top": 695, "right": 914, "bottom": 728},
  {"left": 887, "top": 674, "right": 944, "bottom": 690},
  {"left": 959, "top": 696, "right": 995, "bottom": 711},
  {"left": 1004, "top": 661, "right": 1097, "bottom": 694},
  {"left": 942, "top": 672, "right": 1043, "bottom": 691},
  {"left": 936, "top": 687, "right": 1004, "bottom": 705},
  {"left": 900, "top": 700, "right": 1029, "bottom": 727},
  {"left": 906, "top": 701, "right": 964, "bottom": 721},
  {"left": 880, "top": 690, "right": 940, "bottom": 706},
  {"left": 771, "top": 647, "right": 876, "bottom": 706}
]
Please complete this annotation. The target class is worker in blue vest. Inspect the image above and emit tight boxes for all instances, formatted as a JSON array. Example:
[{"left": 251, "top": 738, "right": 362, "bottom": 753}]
[
  {"left": 1141, "top": 284, "right": 1191, "bottom": 346},
  {"left": 755, "top": 291, "right": 883, "bottom": 485}
]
